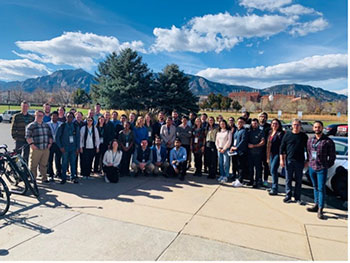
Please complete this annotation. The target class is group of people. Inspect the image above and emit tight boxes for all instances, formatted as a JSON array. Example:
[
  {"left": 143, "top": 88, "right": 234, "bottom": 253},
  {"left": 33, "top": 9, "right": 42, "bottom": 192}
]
[{"left": 10, "top": 101, "right": 336, "bottom": 220}]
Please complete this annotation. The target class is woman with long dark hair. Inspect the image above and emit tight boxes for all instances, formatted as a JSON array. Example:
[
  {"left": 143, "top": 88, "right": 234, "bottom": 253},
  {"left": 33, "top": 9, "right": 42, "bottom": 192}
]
[
  {"left": 145, "top": 113, "right": 154, "bottom": 146},
  {"left": 205, "top": 117, "right": 218, "bottom": 179},
  {"left": 215, "top": 120, "right": 232, "bottom": 183},
  {"left": 191, "top": 117, "right": 206, "bottom": 176},
  {"left": 266, "top": 118, "right": 284, "bottom": 195},
  {"left": 103, "top": 139, "right": 122, "bottom": 183},
  {"left": 118, "top": 122, "right": 135, "bottom": 176}
]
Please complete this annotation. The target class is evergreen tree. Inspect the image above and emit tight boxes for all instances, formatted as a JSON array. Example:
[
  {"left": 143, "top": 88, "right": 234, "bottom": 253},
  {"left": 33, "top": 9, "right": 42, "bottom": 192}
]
[
  {"left": 155, "top": 64, "right": 199, "bottom": 115},
  {"left": 221, "top": 96, "right": 232, "bottom": 110},
  {"left": 232, "top": 100, "right": 242, "bottom": 112},
  {"left": 90, "top": 48, "right": 154, "bottom": 113},
  {"left": 72, "top": 88, "right": 91, "bottom": 106}
]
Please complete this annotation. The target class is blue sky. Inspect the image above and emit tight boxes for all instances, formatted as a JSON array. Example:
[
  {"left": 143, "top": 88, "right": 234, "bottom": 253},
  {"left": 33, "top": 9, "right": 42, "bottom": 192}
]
[{"left": 0, "top": 0, "right": 347, "bottom": 94}]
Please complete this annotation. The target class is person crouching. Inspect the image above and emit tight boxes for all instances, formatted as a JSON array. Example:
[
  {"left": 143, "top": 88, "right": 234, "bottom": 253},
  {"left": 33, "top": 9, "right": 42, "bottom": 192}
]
[
  {"left": 103, "top": 139, "right": 122, "bottom": 183},
  {"left": 131, "top": 139, "right": 154, "bottom": 176}
]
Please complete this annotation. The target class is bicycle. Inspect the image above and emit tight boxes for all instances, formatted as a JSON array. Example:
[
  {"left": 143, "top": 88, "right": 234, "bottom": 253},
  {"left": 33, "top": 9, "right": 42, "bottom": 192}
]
[
  {"left": 0, "top": 159, "right": 10, "bottom": 216},
  {"left": 0, "top": 144, "right": 39, "bottom": 197}
]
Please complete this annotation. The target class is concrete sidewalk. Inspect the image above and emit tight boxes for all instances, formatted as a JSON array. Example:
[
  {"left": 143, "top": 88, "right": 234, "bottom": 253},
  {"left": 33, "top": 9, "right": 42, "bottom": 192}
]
[{"left": 0, "top": 173, "right": 348, "bottom": 261}]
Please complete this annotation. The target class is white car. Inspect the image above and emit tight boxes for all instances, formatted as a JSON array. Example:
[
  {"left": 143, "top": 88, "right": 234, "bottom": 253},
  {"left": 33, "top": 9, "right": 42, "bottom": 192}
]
[{"left": 0, "top": 110, "right": 20, "bottom": 123}]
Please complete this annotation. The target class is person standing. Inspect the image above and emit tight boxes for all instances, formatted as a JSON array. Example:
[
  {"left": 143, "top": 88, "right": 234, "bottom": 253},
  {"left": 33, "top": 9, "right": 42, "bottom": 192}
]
[
  {"left": 118, "top": 122, "right": 134, "bottom": 176},
  {"left": 152, "top": 111, "right": 166, "bottom": 138},
  {"left": 160, "top": 117, "right": 176, "bottom": 158},
  {"left": 266, "top": 119, "right": 284, "bottom": 195},
  {"left": 43, "top": 103, "right": 51, "bottom": 123},
  {"left": 93, "top": 103, "right": 103, "bottom": 123},
  {"left": 145, "top": 113, "right": 154, "bottom": 146},
  {"left": 129, "top": 112, "right": 136, "bottom": 129},
  {"left": 57, "top": 106, "right": 66, "bottom": 123},
  {"left": 205, "top": 117, "right": 218, "bottom": 179},
  {"left": 247, "top": 118, "right": 265, "bottom": 188},
  {"left": 259, "top": 112, "right": 271, "bottom": 187},
  {"left": 111, "top": 111, "right": 121, "bottom": 128},
  {"left": 216, "top": 120, "right": 232, "bottom": 183},
  {"left": 228, "top": 116, "right": 237, "bottom": 180},
  {"left": 172, "top": 110, "right": 181, "bottom": 127},
  {"left": 134, "top": 116, "right": 148, "bottom": 148},
  {"left": 56, "top": 112, "right": 80, "bottom": 184},
  {"left": 25, "top": 110, "right": 53, "bottom": 183},
  {"left": 80, "top": 117, "right": 100, "bottom": 179},
  {"left": 11, "top": 101, "right": 35, "bottom": 164},
  {"left": 191, "top": 117, "right": 206, "bottom": 176},
  {"left": 151, "top": 136, "right": 169, "bottom": 176},
  {"left": 74, "top": 111, "right": 85, "bottom": 175},
  {"left": 131, "top": 139, "right": 154, "bottom": 176},
  {"left": 280, "top": 118, "right": 308, "bottom": 204},
  {"left": 230, "top": 117, "right": 248, "bottom": 187},
  {"left": 94, "top": 116, "right": 108, "bottom": 174},
  {"left": 306, "top": 121, "right": 336, "bottom": 219},
  {"left": 47, "top": 111, "right": 62, "bottom": 181},
  {"left": 176, "top": 116, "right": 192, "bottom": 169},
  {"left": 169, "top": 138, "right": 187, "bottom": 181},
  {"left": 103, "top": 140, "right": 122, "bottom": 183}
]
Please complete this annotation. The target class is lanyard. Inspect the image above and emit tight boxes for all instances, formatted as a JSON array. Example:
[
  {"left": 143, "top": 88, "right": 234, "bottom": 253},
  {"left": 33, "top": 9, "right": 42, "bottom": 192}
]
[
  {"left": 312, "top": 137, "right": 322, "bottom": 150},
  {"left": 52, "top": 123, "right": 58, "bottom": 134},
  {"left": 112, "top": 151, "right": 118, "bottom": 163},
  {"left": 87, "top": 127, "right": 93, "bottom": 136}
]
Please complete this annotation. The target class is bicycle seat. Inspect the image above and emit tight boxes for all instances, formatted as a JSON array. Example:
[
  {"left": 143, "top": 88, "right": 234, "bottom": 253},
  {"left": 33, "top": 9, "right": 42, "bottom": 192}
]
[{"left": 0, "top": 144, "right": 8, "bottom": 150}]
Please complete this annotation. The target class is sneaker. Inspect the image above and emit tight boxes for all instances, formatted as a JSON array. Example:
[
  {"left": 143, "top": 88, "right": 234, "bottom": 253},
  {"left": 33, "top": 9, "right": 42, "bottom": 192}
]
[
  {"left": 263, "top": 181, "right": 269, "bottom": 187},
  {"left": 49, "top": 177, "right": 55, "bottom": 182},
  {"left": 60, "top": 179, "right": 66, "bottom": 185},
  {"left": 317, "top": 209, "right": 325, "bottom": 220},
  {"left": 232, "top": 179, "right": 243, "bottom": 187},
  {"left": 268, "top": 190, "right": 278, "bottom": 196},
  {"left": 217, "top": 176, "right": 223, "bottom": 182},
  {"left": 105, "top": 176, "right": 110, "bottom": 183},
  {"left": 72, "top": 178, "right": 79, "bottom": 184},
  {"left": 283, "top": 197, "right": 292, "bottom": 203},
  {"left": 244, "top": 181, "right": 254, "bottom": 186},
  {"left": 219, "top": 177, "right": 228, "bottom": 184}
]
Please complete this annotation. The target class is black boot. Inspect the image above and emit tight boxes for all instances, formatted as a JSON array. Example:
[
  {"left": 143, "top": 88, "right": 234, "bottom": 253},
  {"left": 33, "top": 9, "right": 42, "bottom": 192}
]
[
  {"left": 317, "top": 208, "right": 325, "bottom": 220},
  {"left": 307, "top": 204, "right": 319, "bottom": 213}
]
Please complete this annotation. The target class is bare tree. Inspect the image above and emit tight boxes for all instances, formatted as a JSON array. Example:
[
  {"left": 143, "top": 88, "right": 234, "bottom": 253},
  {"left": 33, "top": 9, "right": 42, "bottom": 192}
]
[
  {"left": 52, "top": 87, "right": 73, "bottom": 105},
  {"left": 31, "top": 88, "right": 49, "bottom": 104},
  {"left": 11, "top": 86, "right": 27, "bottom": 104}
]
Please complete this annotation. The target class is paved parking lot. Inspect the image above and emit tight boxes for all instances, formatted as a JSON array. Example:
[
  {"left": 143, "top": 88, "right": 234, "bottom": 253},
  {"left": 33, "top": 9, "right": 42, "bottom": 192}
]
[{"left": 0, "top": 123, "right": 348, "bottom": 261}]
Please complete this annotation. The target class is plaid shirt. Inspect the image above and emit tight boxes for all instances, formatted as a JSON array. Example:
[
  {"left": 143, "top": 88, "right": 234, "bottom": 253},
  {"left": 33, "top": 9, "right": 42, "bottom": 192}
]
[
  {"left": 307, "top": 134, "right": 336, "bottom": 171},
  {"left": 25, "top": 121, "right": 52, "bottom": 150}
]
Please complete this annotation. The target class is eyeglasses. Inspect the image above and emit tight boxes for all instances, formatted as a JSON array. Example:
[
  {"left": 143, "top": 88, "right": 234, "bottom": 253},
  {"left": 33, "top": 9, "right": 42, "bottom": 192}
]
[{"left": 87, "top": 119, "right": 93, "bottom": 122}]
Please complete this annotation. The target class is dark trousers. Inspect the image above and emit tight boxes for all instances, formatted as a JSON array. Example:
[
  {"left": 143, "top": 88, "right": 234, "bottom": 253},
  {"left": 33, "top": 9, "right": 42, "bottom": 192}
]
[
  {"left": 103, "top": 166, "right": 120, "bottom": 183},
  {"left": 285, "top": 160, "right": 304, "bottom": 200},
  {"left": 231, "top": 156, "right": 238, "bottom": 178},
  {"left": 94, "top": 143, "right": 108, "bottom": 172},
  {"left": 183, "top": 144, "right": 191, "bottom": 168},
  {"left": 205, "top": 144, "right": 217, "bottom": 178},
  {"left": 235, "top": 153, "right": 248, "bottom": 183},
  {"left": 47, "top": 143, "right": 62, "bottom": 177},
  {"left": 81, "top": 148, "right": 96, "bottom": 177},
  {"left": 194, "top": 152, "right": 203, "bottom": 174},
  {"left": 262, "top": 150, "right": 270, "bottom": 181},
  {"left": 15, "top": 140, "right": 30, "bottom": 164},
  {"left": 120, "top": 149, "right": 133, "bottom": 176},
  {"left": 248, "top": 153, "right": 262, "bottom": 184},
  {"left": 169, "top": 161, "right": 187, "bottom": 177}
]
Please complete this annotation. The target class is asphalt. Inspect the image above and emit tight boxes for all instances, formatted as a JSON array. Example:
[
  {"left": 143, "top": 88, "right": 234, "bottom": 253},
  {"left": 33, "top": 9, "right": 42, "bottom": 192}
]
[{"left": 0, "top": 122, "right": 348, "bottom": 261}]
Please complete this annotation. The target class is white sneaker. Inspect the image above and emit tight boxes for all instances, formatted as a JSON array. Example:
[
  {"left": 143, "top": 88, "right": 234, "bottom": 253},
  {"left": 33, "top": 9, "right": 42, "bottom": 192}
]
[
  {"left": 104, "top": 175, "right": 110, "bottom": 183},
  {"left": 217, "top": 176, "right": 223, "bottom": 182},
  {"left": 220, "top": 177, "right": 228, "bottom": 184},
  {"left": 232, "top": 179, "right": 243, "bottom": 187}
]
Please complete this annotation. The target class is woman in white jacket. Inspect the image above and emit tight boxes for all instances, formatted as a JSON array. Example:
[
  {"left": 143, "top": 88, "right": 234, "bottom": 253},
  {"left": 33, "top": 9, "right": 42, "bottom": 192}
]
[
  {"left": 103, "top": 139, "right": 122, "bottom": 183},
  {"left": 215, "top": 120, "right": 232, "bottom": 183}
]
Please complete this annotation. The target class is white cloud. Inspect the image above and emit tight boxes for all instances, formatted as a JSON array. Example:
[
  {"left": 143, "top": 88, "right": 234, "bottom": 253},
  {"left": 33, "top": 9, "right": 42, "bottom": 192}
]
[
  {"left": 151, "top": 13, "right": 294, "bottom": 53},
  {"left": 0, "top": 59, "right": 50, "bottom": 81},
  {"left": 14, "top": 32, "right": 146, "bottom": 70},
  {"left": 279, "top": 4, "right": 322, "bottom": 16},
  {"left": 196, "top": 54, "right": 347, "bottom": 85},
  {"left": 290, "top": 17, "right": 328, "bottom": 36},
  {"left": 239, "top": 0, "right": 292, "bottom": 11},
  {"left": 258, "top": 50, "right": 264, "bottom": 55}
]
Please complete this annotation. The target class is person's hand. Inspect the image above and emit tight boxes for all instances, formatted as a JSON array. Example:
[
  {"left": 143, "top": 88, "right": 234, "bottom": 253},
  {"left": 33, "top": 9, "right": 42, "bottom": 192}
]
[
  {"left": 108, "top": 163, "right": 113, "bottom": 167},
  {"left": 172, "top": 160, "right": 177, "bottom": 165},
  {"left": 60, "top": 148, "right": 65, "bottom": 154},
  {"left": 156, "top": 162, "right": 162, "bottom": 167},
  {"left": 80, "top": 148, "right": 83, "bottom": 153},
  {"left": 96, "top": 148, "right": 100, "bottom": 153},
  {"left": 201, "top": 146, "right": 205, "bottom": 153},
  {"left": 75, "top": 150, "right": 79, "bottom": 155},
  {"left": 248, "top": 144, "right": 254, "bottom": 149},
  {"left": 174, "top": 168, "right": 179, "bottom": 174},
  {"left": 30, "top": 144, "right": 38, "bottom": 151},
  {"left": 48, "top": 143, "right": 52, "bottom": 149},
  {"left": 280, "top": 159, "right": 285, "bottom": 168},
  {"left": 304, "top": 161, "right": 309, "bottom": 169}
]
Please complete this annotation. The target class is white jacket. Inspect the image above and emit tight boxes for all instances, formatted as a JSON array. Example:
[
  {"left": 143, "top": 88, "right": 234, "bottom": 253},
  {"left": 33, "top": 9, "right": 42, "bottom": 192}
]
[{"left": 103, "top": 150, "right": 122, "bottom": 167}]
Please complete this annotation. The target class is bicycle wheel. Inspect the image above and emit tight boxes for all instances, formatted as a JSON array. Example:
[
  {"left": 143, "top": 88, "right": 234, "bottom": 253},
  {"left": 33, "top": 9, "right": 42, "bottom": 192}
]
[
  {"left": 20, "top": 161, "right": 39, "bottom": 197},
  {"left": 0, "top": 177, "right": 10, "bottom": 216},
  {"left": 2, "top": 162, "right": 27, "bottom": 195}
]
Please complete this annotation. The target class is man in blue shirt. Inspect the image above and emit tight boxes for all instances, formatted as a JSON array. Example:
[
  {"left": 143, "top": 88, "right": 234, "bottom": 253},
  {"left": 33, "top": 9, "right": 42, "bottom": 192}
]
[
  {"left": 47, "top": 111, "right": 62, "bottom": 181},
  {"left": 43, "top": 103, "right": 51, "bottom": 123},
  {"left": 169, "top": 137, "right": 187, "bottom": 181},
  {"left": 56, "top": 112, "right": 80, "bottom": 184}
]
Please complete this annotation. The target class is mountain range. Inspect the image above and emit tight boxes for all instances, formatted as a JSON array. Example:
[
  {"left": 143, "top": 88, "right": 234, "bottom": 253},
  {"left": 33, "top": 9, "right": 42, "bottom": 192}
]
[{"left": 0, "top": 69, "right": 347, "bottom": 102}]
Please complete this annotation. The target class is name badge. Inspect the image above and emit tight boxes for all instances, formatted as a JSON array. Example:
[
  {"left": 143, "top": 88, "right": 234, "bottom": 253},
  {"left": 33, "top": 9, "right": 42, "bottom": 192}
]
[
  {"left": 311, "top": 151, "right": 317, "bottom": 160},
  {"left": 194, "top": 137, "right": 199, "bottom": 144},
  {"left": 148, "top": 131, "right": 152, "bottom": 137},
  {"left": 234, "top": 139, "right": 237, "bottom": 146},
  {"left": 259, "top": 126, "right": 263, "bottom": 130},
  {"left": 69, "top": 136, "right": 74, "bottom": 143},
  {"left": 125, "top": 142, "right": 129, "bottom": 148},
  {"left": 100, "top": 137, "right": 104, "bottom": 144}
]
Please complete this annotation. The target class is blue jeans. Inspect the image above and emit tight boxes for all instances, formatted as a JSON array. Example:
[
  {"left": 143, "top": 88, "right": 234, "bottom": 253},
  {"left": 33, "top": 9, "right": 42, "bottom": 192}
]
[
  {"left": 270, "top": 154, "right": 280, "bottom": 193},
  {"left": 285, "top": 160, "right": 304, "bottom": 200},
  {"left": 62, "top": 150, "right": 77, "bottom": 180},
  {"left": 218, "top": 150, "right": 230, "bottom": 178},
  {"left": 309, "top": 167, "right": 328, "bottom": 208}
]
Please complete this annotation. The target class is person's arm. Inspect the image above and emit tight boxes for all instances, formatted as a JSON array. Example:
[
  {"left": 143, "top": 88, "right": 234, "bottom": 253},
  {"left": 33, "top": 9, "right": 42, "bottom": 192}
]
[
  {"left": 254, "top": 138, "right": 265, "bottom": 148},
  {"left": 114, "top": 151, "right": 123, "bottom": 167},
  {"left": 146, "top": 149, "right": 153, "bottom": 166},
  {"left": 80, "top": 126, "right": 85, "bottom": 152},
  {"left": 25, "top": 124, "right": 37, "bottom": 150},
  {"left": 75, "top": 125, "right": 80, "bottom": 151},
  {"left": 133, "top": 148, "right": 139, "bottom": 165},
  {"left": 223, "top": 131, "right": 232, "bottom": 151},
  {"left": 11, "top": 115, "right": 18, "bottom": 140},
  {"left": 327, "top": 139, "right": 336, "bottom": 168},
  {"left": 279, "top": 134, "right": 287, "bottom": 167},
  {"left": 236, "top": 130, "right": 247, "bottom": 153},
  {"left": 177, "top": 147, "right": 187, "bottom": 163},
  {"left": 103, "top": 151, "right": 109, "bottom": 166},
  {"left": 94, "top": 127, "right": 100, "bottom": 152},
  {"left": 56, "top": 125, "right": 63, "bottom": 149}
]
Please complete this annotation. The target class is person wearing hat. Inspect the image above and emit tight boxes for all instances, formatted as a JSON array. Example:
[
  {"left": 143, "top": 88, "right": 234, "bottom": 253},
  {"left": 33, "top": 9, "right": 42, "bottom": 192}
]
[{"left": 169, "top": 137, "right": 187, "bottom": 181}]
